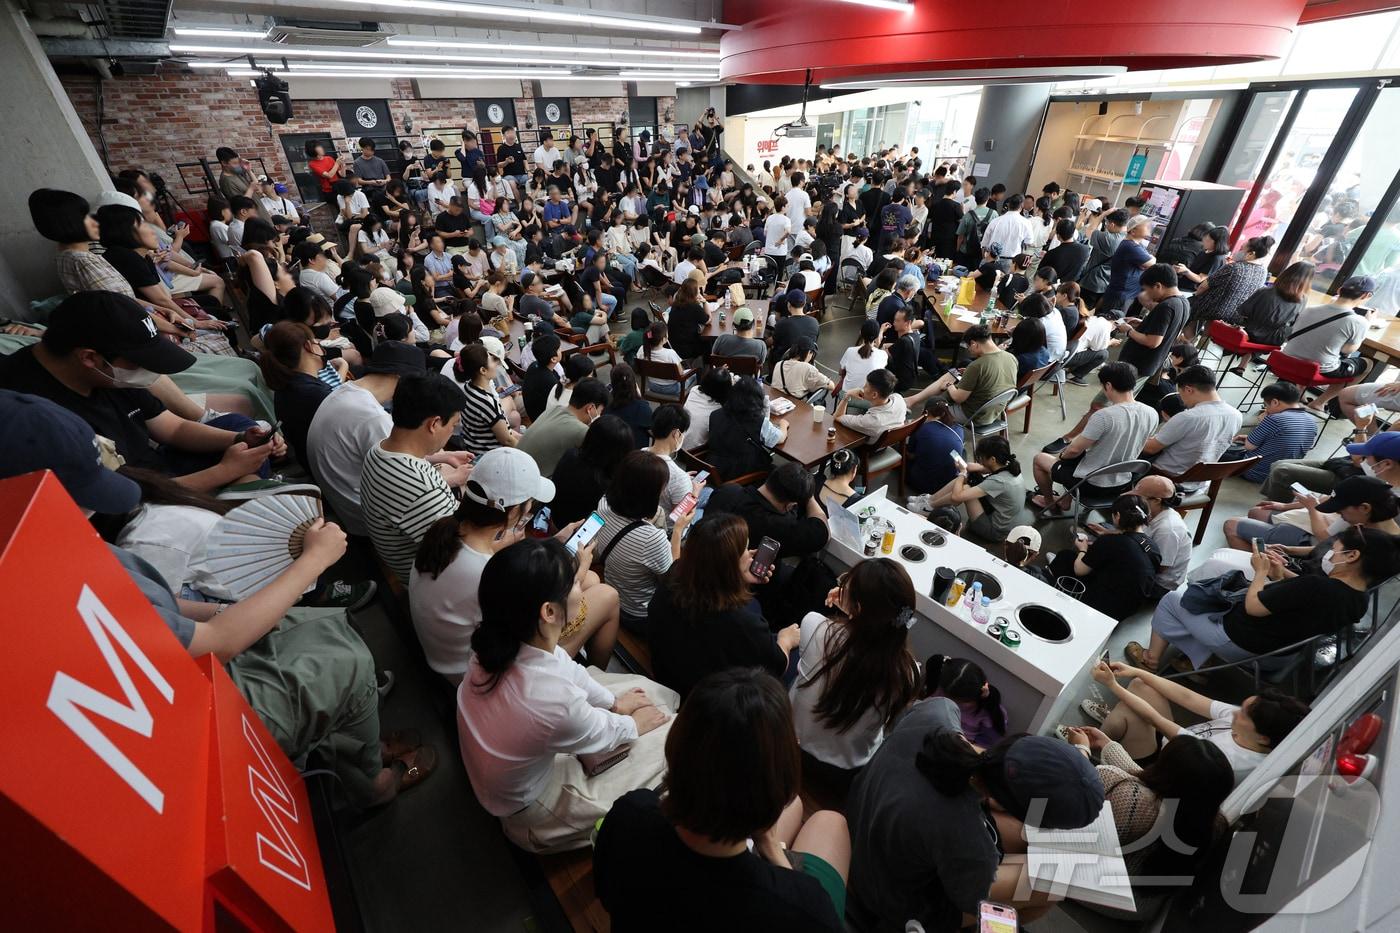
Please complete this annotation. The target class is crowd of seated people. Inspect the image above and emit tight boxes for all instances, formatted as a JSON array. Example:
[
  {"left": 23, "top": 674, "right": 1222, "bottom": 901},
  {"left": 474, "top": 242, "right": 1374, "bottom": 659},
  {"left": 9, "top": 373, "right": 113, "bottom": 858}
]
[{"left": 11, "top": 123, "right": 1400, "bottom": 930}]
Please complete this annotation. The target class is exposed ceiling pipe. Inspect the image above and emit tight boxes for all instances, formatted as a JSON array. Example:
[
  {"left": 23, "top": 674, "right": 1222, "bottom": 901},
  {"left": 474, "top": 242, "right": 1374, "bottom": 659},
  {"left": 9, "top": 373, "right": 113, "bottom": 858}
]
[{"left": 28, "top": 15, "right": 92, "bottom": 37}]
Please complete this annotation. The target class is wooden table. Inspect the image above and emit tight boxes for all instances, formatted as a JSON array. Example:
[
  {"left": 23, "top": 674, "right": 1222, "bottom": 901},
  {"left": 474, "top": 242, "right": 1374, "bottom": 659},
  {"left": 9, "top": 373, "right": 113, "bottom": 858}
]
[
  {"left": 921, "top": 286, "right": 1009, "bottom": 335},
  {"left": 764, "top": 385, "right": 864, "bottom": 468},
  {"left": 1361, "top": 317, "right": 1400, "bottom": 379},
  {"left": 701, "top": 302, "right": 766, "bottom": 340}
]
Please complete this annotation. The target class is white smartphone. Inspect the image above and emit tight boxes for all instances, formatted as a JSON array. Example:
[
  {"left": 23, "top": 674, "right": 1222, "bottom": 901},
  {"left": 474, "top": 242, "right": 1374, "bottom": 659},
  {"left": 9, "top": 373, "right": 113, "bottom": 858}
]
[
  {"left": 950, "top": 451, "right": 967, "bottom": 472},
  {"left": 978, "top": 901, "right": 1019, "bottom": 933},
  {"left": 564, "top": 511, "right": 606, "bottom": 555},
  {"left": 1291, "top": 482, "right": 1313, "bottom": 498},
  {"left": 1356, "top": 403, "right": 1378, "bottom": 418}
]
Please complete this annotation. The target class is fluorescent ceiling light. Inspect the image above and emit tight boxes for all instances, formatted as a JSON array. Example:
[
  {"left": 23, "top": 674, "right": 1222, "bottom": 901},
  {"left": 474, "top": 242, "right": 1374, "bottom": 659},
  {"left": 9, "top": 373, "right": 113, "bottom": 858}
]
[
  {"left": 385, "top": 36, "right": 720, "bottom": 58},
  {"left": 285, "top": 62, "right": 570, "bottom": 76},
  {"left": 833, "top": 0, "right": 914, "bottom": 9},
  {"left": 170, "top": 42, "right": 713, "bottom": 70},
  {"left": 338, "top": 0, "right": 703, "bottom": 34},
  {"left": 171, "top": 26, "right": 268, "bottom": 38},
  {"left": 234, "top": 69, "right": 640, "bottom": 81},
  {"left": 618, "top": 72, "right": 720, "bottom": 79}
]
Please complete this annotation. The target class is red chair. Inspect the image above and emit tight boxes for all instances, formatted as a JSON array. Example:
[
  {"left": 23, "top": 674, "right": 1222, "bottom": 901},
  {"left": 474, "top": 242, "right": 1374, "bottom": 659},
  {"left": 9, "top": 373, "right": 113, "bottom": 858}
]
[
  {"left": 1207, "top": 321, "right": 1279, "bottom": 410},
  {"left": 1262, "top": 350, "right": 1370, "bottom": 444}
]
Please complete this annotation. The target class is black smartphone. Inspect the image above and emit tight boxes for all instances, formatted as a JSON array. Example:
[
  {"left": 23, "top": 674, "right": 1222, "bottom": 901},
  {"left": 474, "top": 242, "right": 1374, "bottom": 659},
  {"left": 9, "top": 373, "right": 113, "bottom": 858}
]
[
  {"left": 245, "top": 421, "right": 281, "bottom": 447},
  {"left": 749, "top": 536, "right": 781, "bottom": 578}
]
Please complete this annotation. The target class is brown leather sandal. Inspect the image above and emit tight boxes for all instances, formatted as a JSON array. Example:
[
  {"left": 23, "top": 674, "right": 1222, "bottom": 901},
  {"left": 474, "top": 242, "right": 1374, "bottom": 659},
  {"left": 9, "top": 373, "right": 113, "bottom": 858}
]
[
  {"left": 381, "top": 728, "right": 422, "bottom": 764},
  {"left": 393, "top": 745, "right": 438, "bottom": 792}
]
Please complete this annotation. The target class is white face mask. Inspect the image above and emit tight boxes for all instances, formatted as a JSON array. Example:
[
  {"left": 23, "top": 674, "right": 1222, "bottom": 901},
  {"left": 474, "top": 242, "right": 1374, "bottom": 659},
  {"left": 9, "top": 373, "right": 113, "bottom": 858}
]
[
  {"left": 111, "top": 364, "right": 160, "bottom": 387},
  {"left": 1322, "top": 551, "right": 1348, "bottom": 575},
  {"left": 1362, "top": 461, "right": 1380, "bottom": 478}
]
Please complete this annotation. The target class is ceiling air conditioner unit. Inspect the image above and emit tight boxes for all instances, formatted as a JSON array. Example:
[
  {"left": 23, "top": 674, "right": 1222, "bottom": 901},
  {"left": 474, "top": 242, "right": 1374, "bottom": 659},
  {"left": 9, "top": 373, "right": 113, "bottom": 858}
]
[{"left": 267, "top": 18, "right": 390, "bottom": 47}]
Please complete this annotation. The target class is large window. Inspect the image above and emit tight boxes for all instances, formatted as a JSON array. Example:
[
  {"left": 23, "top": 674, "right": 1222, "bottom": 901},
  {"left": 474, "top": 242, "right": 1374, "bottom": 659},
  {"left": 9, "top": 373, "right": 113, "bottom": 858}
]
[
  {"left": 1295, "top": 87, "right": 1400, "bottom": 295},
  {"left": 1236, "top": 87, "right": 1358, "bottom": 244},
  {"left": 1216, "top": 90, "right": 1296, "bottom": 229}
]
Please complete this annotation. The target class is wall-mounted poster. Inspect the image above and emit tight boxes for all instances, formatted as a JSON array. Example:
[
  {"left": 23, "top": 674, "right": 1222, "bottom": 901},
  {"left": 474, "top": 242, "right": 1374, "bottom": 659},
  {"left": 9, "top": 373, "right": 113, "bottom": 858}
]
[
  {"left": 535, "top": 98, "right": 571, "bottom": 128},
  {"left": 337, "top": 99, "right": 394, "bottom": 141}
]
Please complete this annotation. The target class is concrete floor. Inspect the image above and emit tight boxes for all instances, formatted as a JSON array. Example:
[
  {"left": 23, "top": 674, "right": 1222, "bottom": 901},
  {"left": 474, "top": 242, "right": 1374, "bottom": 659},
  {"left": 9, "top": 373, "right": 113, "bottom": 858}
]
[{"left": 329, "top": 290, "right": 1363, "bottom": 933}]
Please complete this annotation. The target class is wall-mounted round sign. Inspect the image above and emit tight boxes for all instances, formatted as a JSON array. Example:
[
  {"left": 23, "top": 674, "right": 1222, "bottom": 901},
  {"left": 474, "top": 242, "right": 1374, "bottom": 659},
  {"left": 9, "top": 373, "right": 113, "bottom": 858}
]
[
  {"left": 487, "top": 103, "right": 506, "bottom": 125},
  {"left": 544, "top": 103, "right": 561, "bottom": 123},
  {"left": 354, "top": 106, "right": 378, "bottom": 128}
]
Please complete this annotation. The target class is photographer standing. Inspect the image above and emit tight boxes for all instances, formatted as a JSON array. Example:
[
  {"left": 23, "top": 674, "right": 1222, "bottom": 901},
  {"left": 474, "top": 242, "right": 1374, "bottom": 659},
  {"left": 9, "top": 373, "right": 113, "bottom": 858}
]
[{"left": 695, "top": 107, "right": 725, "bottom": 170}]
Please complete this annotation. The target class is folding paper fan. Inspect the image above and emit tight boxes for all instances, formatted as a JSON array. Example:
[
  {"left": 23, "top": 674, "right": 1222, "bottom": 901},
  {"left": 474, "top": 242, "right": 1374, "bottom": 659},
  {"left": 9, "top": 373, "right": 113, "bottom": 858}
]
[{"left": 202, "top": 494, "right": 323, "bottom": 600}]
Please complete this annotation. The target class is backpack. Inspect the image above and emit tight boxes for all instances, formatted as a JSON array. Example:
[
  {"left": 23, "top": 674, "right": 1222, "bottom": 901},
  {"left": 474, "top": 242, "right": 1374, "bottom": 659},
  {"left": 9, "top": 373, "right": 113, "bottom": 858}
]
[{"left": 964, "top": 207, "right": 993, "bottom": 258}]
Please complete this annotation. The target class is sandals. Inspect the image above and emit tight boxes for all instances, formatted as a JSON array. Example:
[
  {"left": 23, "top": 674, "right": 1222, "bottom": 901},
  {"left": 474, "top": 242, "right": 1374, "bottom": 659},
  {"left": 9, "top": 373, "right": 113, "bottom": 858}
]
[
  {"left": 1030, "top": 493, "right": 1069, "bottom": 513},
  {"left": 1081, "top": 699, "right": 1110, "bottom": 723},
  {"left": 1124, "top": 641, "right": 1156, "bottom": 672},
  {"left": 382, "top": 728, "right": 423, "bottom": 764},
  {"left": 392, "top": 745, "right": 439, "bottom": 792}
]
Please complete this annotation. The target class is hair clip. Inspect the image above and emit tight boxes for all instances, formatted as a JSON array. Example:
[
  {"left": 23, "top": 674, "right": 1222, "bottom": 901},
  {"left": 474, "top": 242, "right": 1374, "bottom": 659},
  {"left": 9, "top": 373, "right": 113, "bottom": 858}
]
[{"left": 895, "top": 606, "right": 916, "bottom": 630}]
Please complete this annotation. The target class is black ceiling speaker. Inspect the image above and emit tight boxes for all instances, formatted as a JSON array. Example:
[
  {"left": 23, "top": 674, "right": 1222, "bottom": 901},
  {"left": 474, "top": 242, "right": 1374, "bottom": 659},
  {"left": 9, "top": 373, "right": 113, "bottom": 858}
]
[{"left": 256, "top": 72, "right": 293, "bottom": 124}]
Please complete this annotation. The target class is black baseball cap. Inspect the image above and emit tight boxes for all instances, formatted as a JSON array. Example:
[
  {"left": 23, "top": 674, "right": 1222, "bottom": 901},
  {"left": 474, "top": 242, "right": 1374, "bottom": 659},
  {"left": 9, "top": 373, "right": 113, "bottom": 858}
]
[
  {"left": 1318, "top": 475, "right": 1396, "bottom": 514},
  {"left": 362, "top": 340, "right": 427, "bottom": 377},
  {"left": 1001, "top": 735, "right": 1105, "bottom": 829},
  {"left": 43, "top": 291, "right": 195, "bottom": 374}
]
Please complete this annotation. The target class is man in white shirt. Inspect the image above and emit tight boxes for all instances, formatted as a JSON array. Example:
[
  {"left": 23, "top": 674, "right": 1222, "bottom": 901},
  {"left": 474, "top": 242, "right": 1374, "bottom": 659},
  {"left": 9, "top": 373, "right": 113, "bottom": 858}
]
[
  {"left": 784, "top": 172, "right": 812, "bottom": 231},
  {"left": 1124, "top": 475, "right": 1192, "bottom": 595},
  {"left": 359, "top": 372, "right": 473, "bottom": 581},
  {"left": 982, "top": 194, "right": 1038, "bottom": 259},
  {"left": 293, "top": 241, "right": 340, "bottom": 301},
  {"left": 1141, "top": 364, "right": 1242, "bottom": 491},
  {"left": 1064, "top": 310, "right": 1121, "bottom": 384},
  {"left": 673, "top": 245, "right": 700, "bottom": 285},
  {"left": 960, "top": 176, "right": 979, "bottom": 212},
  {"left": 835, "top": 369, "right": 909, "bottom": 442},
  {"left": 259, "top": 182, "right": 301, "bottom": 225},
  {"left": 532, "top": 131, "right": 561, "bottom": 172},
  {"left": 306, "top": 342, "right": 468, "bottom": 536}
]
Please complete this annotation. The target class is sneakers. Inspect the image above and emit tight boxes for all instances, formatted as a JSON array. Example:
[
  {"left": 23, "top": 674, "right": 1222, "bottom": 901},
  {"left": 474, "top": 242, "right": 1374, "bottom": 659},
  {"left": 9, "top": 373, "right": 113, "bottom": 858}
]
[
  {"left": 1042, "top": 437, "right": 1071, "bottom": 455},
  {"left": 1066, "top": 374, "right": 1089, "bottom": 387},
  {"left": 311, "top": 580, "right": 378, "bottom": 611},
  {"left": 906, "top": 494, "right": 934, "bottom": 514},
  {"left": 377, "top": 669, "right": 396, "bottom": 699},
  {"left": 1054, "top": 723, "right": 1075, "bottom": 742},
  {"left": 1081, "top": 699, "right": 1111, "bottom": 723}
]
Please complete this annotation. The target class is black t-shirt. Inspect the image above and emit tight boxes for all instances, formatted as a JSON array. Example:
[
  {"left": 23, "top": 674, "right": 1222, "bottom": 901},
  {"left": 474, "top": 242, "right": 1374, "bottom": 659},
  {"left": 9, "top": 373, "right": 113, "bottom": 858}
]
[
  {"left": 101, "top": 245, "right": 161, "bottom": 289},
  {"left": 668, "top": 303, "right": 708, "bottom": 360},
  {"left": 433, "top": 210, "right": 472, "bottom": 236},
  {"left": 705, "top": 483, "right": 829, "bottom": 557},
  {"left": 928, "top": 199, "right": 964, "bottom": 254},
  {"left": 1118, "top": 294, "right": 1189, "bottom": 381},
  {"left": 594, "top": 789, "right": 843, "bottom": 933},
  {"left": 996, "top": 272, "right": 1029, "bottom": 310},
  {"left": 647, "top": 579, "right": 786, "bottom": 700},
  {"left": 875, "top": 293, "right": 907, "bottom": 328},
  {"left": 495, "top": 142, "right": 527, "bottom": 175},
  {"left": 1041, "top": 241, "right": 1092, "bottom": 284},
  {"left": 521, "top": 363, "right": 560, "bottom": 421},
  {"left": 1080, "top": 532, "right": 1159, "bottom": 619},
  {"left": 1224, "top": 575, "right": 1369, "bottom": 655},
  {"left": 579, "top": 264, "right": 606, "bottom": 297},
  {"left": 771, "top": 314, "right": 820, "bottom": 360},
  {"left": 0, "top": 346, "right": 169, "bottom": 471},
  {"left": 704, "top": 241, "right": 727, "bottom": 267},
  {"left": 273, "top": 372, "right": 332, "bottom": 474},
  {"left": 887, "top": 332, "right": 921, "bottom": 391},
  {"left": 518, "top": 294, "right": 556, "bottom": 327}
]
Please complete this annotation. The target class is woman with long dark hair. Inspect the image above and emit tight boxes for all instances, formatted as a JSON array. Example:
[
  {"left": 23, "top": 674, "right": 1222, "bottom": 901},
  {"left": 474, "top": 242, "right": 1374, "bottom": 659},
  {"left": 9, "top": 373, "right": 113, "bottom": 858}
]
[
  {"left": 455, "top": 536, "right": 674, "bottom": 852},
  {"left": 1185, "top": 234, "right": 1275, "bottom": 340},
  {"left": 594, "top": 668, "right": 849, "bottom": 931},
  {"left": 1172, "top": 224, "right": 1232, "bottom": 293},
  {"left": 707, "top": 375, "right": 787, "bottom": 481},
  {"left": 608, "top": 362, "right": 653, "bottom": 448},
  {"left": 837, "top": 318, "right": 889, "bottom": 397},
  {"left": 791, "top": 559, "right": 919, "bottom": 789},
  {"left": 1007, "top": 316, "right": 1050, "bottom": 380},
  {"left": 1236, "top": 259, "right": 1314, "bottom": 349},
  {"left": 923, "top": 655, "right": 1007, "bottom": 749},
  {"left": 1051, "top": 493, "right": 1161, "bottom": 619},
  {"left": 648, "top": 513, "right": 795, "bottom": 699},
  {"left": 550, "top": 415, "right": 635, "bottom": 525},
  {"left": 928, "top": 436, "right": 1032, "bottom": 541}
]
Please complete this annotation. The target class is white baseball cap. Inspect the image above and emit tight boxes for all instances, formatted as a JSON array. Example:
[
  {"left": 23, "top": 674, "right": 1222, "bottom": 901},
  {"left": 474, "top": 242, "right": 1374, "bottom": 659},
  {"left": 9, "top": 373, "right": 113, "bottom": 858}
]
[
  {"left": 368, "top": 287, "right": 407, "bottom": 317},
  {"left": 464, "top": 447, "right": 555, "bottom": 508},
  {"left": 1005, "top": 525, "right": 1042, "bottom": 551},
  {"left": 92, "top": 190, "right": 143, "bottom": 213},
  {"left": 1083, "top": 198, "right": 1103, "bottom": 212},
  {"left": 479, "top": 335, "right": 507, "bottom": 361}
]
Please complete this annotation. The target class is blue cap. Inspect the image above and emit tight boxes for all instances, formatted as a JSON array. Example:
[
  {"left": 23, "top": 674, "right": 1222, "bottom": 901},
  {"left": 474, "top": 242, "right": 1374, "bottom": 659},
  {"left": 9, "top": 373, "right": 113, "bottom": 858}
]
[
  {"left": 273, "top": 182, "right": 288, "bottom": 194},
  {"left": 786, "top": 288, "right": 807, "bottom": 306},
  {"left": 0, "top": 390, "right": 140, "bottom": 514},
  {"left": 1347, "top": 431, "right": 1400, "bottom": 462}
]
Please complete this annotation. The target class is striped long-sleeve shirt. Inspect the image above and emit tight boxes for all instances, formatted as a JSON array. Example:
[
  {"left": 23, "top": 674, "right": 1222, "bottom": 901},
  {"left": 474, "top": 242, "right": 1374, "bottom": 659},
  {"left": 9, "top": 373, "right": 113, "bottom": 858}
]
[{"left": 360, "top": 443, "right": 457, "bottom": 582}]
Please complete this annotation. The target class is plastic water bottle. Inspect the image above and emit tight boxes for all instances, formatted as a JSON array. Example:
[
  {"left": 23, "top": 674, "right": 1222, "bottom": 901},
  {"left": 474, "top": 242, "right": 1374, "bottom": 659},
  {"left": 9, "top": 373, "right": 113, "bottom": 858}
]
[
  {"left": 972, "top": 596, "right": 991, "bottom": 626},
  {"left": 965, "top": 581, "right": 982, "bottom": 614}
]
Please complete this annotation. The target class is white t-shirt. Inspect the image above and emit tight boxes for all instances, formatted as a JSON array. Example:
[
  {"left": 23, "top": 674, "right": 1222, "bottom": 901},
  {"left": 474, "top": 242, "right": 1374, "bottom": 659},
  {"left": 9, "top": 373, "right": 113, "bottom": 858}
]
[
  {"left": 358, "top": 228, "right": 390, "bottom": 255},
  {"left": 338, "top": 190, "right": 371, "bottom": 218},
  {"left": 673, "top": 260, "right": 697, "bottom": 284},
  {"left": 115, "top": 503, "right": 223, "bottom": 596},
  {"left": 1041, "top": 308, "right": 1067, "bottom": 359},
  {"left": 838, "top": 345, "right": 890, "bottom": 394},
  {"left": 642, "top": 346, "right": 684, "bottom": 392},
  {"left": 305, "top": 382, "right": 392, "bottom": 537},
  {"left": 409, "top": 541, "right": 491, "bottom": 682},
  {"left": 427, "top": 182, "right": 457, "bottom": 217},
  {"left": 682, "top": 389, "right": 722, "bottom": 448},
  {"left": 260, "top": 195, "right": 300, "bottom": 224},
  {"left": 1081, "top": 315, "right": 1114, "bottom": 352},
  {"left": 299, "top": 267, "right": 339, "bottom": 301},
  {"left": 1181, "top": 701, "right": 1268, "bottom": 780},
  {"left": 533, "top": 145, "right": 561, "bottom": 172},
  {"left": 790, "top": 612, "right": 888, "bottom": 768},
  {"left": 762, "top": 214, "right": 792, "bottom": 257}
]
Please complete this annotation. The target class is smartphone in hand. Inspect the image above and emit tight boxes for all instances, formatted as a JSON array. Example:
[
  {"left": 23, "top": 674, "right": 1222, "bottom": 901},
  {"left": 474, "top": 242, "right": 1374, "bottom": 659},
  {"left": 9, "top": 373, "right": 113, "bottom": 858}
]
[
  {"left": 564, "top": 511, "right": 605, "bottom": 555},
  {"left": 749, "top": 536, "right": 781, "bottom": 579}
]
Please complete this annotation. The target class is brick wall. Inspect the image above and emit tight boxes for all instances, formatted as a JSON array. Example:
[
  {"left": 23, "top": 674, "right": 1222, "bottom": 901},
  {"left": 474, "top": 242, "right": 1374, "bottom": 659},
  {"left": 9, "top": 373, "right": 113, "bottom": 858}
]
[{"left": 58, "top": 66, "right": 676, "bottom": 208}]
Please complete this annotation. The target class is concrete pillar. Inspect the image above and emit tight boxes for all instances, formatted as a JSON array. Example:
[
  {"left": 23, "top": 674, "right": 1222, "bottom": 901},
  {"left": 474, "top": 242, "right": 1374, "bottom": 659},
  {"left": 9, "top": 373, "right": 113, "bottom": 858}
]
[
  {"left": 968, "top": 83, "right": 1052, "bottom": 193},
  {"left": 0, "top": 0, "right": 111, "bottom": 312}
]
